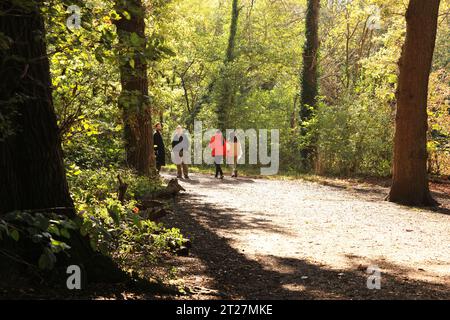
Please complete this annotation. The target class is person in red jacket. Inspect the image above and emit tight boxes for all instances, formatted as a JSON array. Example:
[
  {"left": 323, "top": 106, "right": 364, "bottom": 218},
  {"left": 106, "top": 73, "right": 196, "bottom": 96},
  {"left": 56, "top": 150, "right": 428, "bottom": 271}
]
[{"left": 209, "top": 130, "right": 228, "bottom": 179}]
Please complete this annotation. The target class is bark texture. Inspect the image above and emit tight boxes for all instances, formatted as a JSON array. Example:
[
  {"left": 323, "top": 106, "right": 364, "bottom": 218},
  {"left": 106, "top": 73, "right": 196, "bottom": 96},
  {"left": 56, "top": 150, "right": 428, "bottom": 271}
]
[
  {"left": 115, "top": 0, "right": 155, "bottom": 176},
  {"left": 0, "top": 1, "right": 73, "bottom": 215},
  {"left": 388, "top": 0, "right": 441, "bottom": 206}
]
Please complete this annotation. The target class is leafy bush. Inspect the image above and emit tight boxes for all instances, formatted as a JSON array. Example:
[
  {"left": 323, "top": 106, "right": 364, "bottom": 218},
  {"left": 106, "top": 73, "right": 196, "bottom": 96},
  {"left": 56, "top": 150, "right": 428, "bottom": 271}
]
[
  {"left": 428, "top": 69, "right": 450, "bottom": 176},
  {"left": 314, "top": 94, "right": 394, "bottom": 176},
  {"left": 0, "top": 211, "right": 77, "bottom": 270},
  {"left": 66, "top": 166, "right": 187, "bottom": 279},
  {"left": 0, "top": 166, "right": 186, "bottom": 281}
]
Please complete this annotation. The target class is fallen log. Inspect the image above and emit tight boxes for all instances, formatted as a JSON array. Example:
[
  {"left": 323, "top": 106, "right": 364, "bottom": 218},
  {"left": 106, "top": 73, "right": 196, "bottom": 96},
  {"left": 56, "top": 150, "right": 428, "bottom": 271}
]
[
  {"left": 142, "top": 179, "right": 186, "bottom": 200},
  {"left": 137, "top": 199, "right": 165, "bottom": 211},
  {"left": 140, "top": 207, "right": 173, "bottom": 222}
]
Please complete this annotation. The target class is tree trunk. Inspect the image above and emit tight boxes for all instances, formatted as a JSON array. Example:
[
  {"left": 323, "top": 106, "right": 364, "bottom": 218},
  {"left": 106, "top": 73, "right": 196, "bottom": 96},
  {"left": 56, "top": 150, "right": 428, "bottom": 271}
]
[
  {"left": 388, "top": 0, "right": 441, "bottom": 206},
  {"left": 115, "top": 0, "right": 155, "bottom": 176},
  {"left": 299, "top": 0, "right": 320, "bottom": 168},
  {"left": 0, "top": 2, "right": 126, "bottom": 283},
  {"left": 217, "top": 0, "right": 239, "bottom": 132},
  {"left": 0, "top": 2, "right": 73, "bottom": 216}
]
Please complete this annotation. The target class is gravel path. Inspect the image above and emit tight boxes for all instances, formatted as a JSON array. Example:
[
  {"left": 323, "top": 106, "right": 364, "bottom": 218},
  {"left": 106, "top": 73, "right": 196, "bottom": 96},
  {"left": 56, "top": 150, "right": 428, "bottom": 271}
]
[{"left": 162, "top": 173, "right": 450, "bottom": 299}]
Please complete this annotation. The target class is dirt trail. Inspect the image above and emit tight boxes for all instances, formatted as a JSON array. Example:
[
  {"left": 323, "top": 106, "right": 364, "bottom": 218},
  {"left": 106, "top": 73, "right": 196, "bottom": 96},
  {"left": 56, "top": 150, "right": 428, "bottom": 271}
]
[{"left": 161, "top": 173, "right": 450, "bottom": 299}]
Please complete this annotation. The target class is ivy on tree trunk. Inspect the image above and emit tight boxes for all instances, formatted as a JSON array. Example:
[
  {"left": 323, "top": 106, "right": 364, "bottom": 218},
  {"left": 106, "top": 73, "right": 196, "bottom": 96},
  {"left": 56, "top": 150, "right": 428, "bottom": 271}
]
[
  {"left": 299, "top": 0, "right": 320, "bottom": 169},
  {"left": 217, "top": 0, "right": 239, "bottom": 133}
]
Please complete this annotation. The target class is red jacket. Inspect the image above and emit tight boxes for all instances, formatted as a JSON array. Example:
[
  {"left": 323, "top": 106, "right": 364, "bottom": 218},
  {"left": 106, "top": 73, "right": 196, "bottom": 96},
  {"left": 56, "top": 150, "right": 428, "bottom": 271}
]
[{"left": 209, "top": 134, "right": 227, "bottom": 157}]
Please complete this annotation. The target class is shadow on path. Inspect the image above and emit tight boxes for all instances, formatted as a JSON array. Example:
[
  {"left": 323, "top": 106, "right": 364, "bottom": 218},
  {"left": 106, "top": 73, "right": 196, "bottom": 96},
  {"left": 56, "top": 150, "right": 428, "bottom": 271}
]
[
  {"left": 309, "top": 179, "right": 450, "bottom": 216},
  {"left": 163, "top": 194, "right": 450, "bottom": 299}
]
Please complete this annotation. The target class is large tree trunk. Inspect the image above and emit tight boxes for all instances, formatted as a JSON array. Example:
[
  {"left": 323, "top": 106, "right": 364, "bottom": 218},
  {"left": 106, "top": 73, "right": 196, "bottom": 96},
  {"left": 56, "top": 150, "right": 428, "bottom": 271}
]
[
  {"left": 0, "top": 1, "right": 73, "bottom": 216},
  {"left": 0, "top": 2, "right": 125, "bottom": 283},
  {"left": 388, "top": 0, "right": 441, "bottom": 206},
  {"left": 299, "top": 0, "right": 320, "bottom": 168},
  {"left": 115, "top": 0, "right": 155, "bottom": 176},
  {"left": 217, "top": 0, "right": 239, "bottom": 132}
]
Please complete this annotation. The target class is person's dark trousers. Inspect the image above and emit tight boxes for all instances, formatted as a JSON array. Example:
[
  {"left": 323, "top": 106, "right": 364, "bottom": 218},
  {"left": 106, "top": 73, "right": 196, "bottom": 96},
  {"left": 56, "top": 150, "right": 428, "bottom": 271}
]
[
  {"left": 214, "top": 156, "right": 223, "bottom": 178},
  {"left": 215, "top": 163, "right": 223, "bottom": 177}
]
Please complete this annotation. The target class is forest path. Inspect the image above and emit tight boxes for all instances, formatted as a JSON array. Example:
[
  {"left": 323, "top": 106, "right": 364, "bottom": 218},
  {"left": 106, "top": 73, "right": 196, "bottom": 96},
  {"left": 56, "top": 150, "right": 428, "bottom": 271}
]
[{"left": 161, "top": 173, "right": 450, "bottom": 299}]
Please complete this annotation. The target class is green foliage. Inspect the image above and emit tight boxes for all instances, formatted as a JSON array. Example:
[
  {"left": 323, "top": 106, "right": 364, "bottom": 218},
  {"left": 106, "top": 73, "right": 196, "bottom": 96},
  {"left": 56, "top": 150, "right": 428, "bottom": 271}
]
[
  {"left": 0, "top": 165, "right": 185, "bottom": 276},
  {"left": 1, "top": 0, "right": 448, "bottom": 180},
  {"left": 66, "top": 166, "right": 186, "bottom": 277},
  {"left": 42, "top": 0, "right": 124, "bottom": 169},
  {"left": 428, "top": 68, "right": 450, "bottom": 175},
  {"left": 314, "top": 95, "right": 393, "bottom": 176},
  {"left": 1, "top": 0, "right": 448, "bottom": 291},
  {"left": 0, "top": 212, "right": 77, "bottom": 270},
  {"left": 63, "top": 117, "right": 124, "bottom": 169},
  {"left": 67, "top": 166, "right": 163, "bottom": 203}
]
